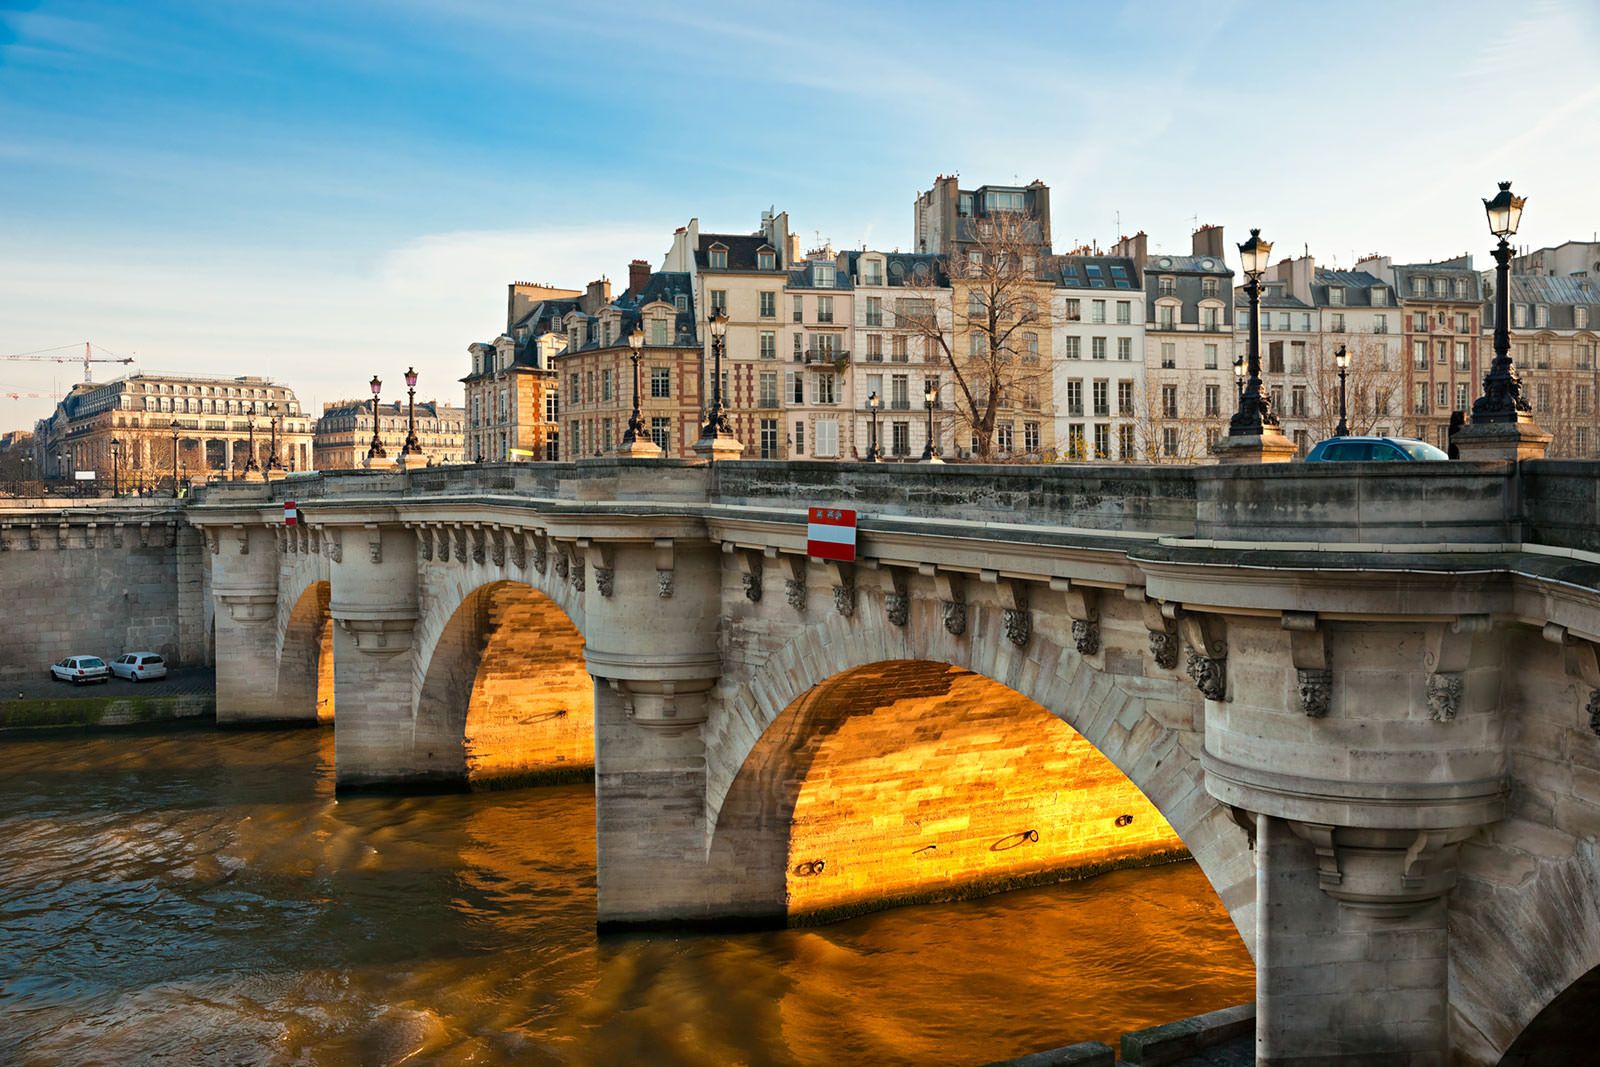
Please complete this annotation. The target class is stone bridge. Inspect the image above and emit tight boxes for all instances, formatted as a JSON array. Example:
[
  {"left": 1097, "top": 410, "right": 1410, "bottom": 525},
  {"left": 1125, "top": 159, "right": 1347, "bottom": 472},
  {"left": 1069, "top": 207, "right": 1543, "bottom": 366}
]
[{"left": 183, "top": 458, "right": 1600, "bottom": 1065}]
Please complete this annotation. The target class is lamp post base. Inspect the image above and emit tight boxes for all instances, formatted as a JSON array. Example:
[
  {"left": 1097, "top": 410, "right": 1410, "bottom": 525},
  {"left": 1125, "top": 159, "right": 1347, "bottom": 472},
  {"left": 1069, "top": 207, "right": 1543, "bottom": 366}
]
[
  {"left": 691, "top": 432, "right": 744, "bottom": 463},
  {"left": 1214, "top": 429, "right": 1297, "bottom": 465},
  {"left": 615, "top": 435, "right": 665, "bottom": 459},
  {"left": 1451, "top": 420, "right": 1552, "bottom": 462},
  {"left": 920, "top": 453, "right": 944, "bottom": 465}
]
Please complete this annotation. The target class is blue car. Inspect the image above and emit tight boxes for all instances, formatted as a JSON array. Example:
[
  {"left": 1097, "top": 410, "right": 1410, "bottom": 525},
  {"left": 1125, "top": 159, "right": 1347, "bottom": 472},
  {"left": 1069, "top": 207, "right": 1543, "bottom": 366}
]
[{"left": 1304, "top": 436, "right": 1449, "bottom": 462}]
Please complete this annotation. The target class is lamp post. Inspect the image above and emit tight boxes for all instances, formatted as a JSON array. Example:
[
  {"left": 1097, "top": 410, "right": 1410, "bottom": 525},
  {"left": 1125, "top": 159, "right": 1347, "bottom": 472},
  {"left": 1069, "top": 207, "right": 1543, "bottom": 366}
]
[
  {"left": 866, "top": 392, "right": 882, "bottom": 461},
  {"left": 169, "top": 421, "right": 180, "bottom": 498},
  {"left": 368, "top": 375, "right": 387, "bottom": 459},
  {"left": 1334, "top": 345, "right": 1350, "bottom": 437},
  {"left": 402, "top": 367, "right": 422, "bottom": 455},
  {"left": 21, "top": 453, "right": 31, "bottom": 495},
  {"left": 1228, "top": 228, "right": 1280, "bottom": 437},
  {"left": 266, "top": 402, "right": 281, "bottom": 470},
  {"left": 623, "top": 330, "right": 651, "bottom": 447},
  {"left": 701, "top": 308, "right": 732, "bottom": 438},
  {"left": 1471, "top": 181, "right": 1533, "bottom": 425},
  {"left": 921, "top": 382, "right": 942, "bottom": 463},
  {"left": 110, "top": 438, "right": 120, "bottom": 497},
  {"left": 244, "top": 403, "right": 260, "bottom": 472},
  {"left": 1234, "top": 356, "right": 1246, "bottom": 399}
]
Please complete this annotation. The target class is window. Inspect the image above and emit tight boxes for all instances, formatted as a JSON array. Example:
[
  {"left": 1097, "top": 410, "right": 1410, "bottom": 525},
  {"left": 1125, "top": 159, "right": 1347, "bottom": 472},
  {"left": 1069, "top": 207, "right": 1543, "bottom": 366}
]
[
  {"left": 601, "top": 369, "right": 613, "bottom": 402},
  {"left": 1092, "top": 337, "right": 1107, "bottom": 360},
  {"left": 1412, "top": 341, "right": 1428, "bottom": 369},
  {"left": 793, "top": 420, "right": 804, "bottom": 455},
  {"left": 1435, "top": 382, "right": 1449, "bottom": 410},
  {"left": 1119, "top": 424, "right": 1135, "bottom": 460},
  {"left": 1158, "top": 276, "right": 1175, "bottom": 297},
  {"left": 891, "top": 421, "right": 910, "bottom": 457},
  {"left": 1513, "top": 304, "right": 1527, "bottom": 327},
  {"left": 1204, "top": 384, "right": 1220, "bottom": 417},
  {"left": 1023, "top": 333, "right": 1040, "bottom": 364},
  {"left": 1291, "top": 386, "right": 1306, "bottom": 417},
  {"left": 1162, "top": 426, "right": 1178, "bottom": 457},
  {"left": 814, "top": 418, "right": 838, "bottom": 457},
  {"left": 1118, "top": 379, "right": 1134, "bottom": 416},
  {"left": 650, "top": 417, "right": 670, "bottom": 452},
  {"left": 1289, "top": 343, "right": 1305, "bottom": 375},
  {"left": 1118, "top": 337, "right": 1132, "bottom": 361},
  {"left": 1089, "top": 422, "right": 1106, "bottom": 458},
  {"left": 1535, "top": 305, "right": 1549, "bottom": 328},
  {"left": 865, "top": 296, "right": 883, "bottom": 327},
  {"left": 1331, "top": 313, "right": 1345, "bottom": 333},
  {"left": 814, "top": 373, "right": 836, "bottom": 405},
  {"left": 651, "top": 368, "right": 671, "bottom": 398},
  {"left": 569, "top": 372, "right": 580, "bottom": 403},
  {"left": 1091, "top": 300, "right": 1106, "bottom": 324},
  {"left": 1455, "top": 342, "right": 1470, "bottom": 371},
  {"left": 1161, "top": 342, "right": 1175, "bottom": 369},
  {"left": 650, "top": 318, "right": 668, "bottom": 345},
  {"left": 759, "top": 291, "right": 776, "bottom": 318},
  {"left": 816, "top": 296, "right": 833, "bottom": 323},
  {"left": 863, "top": 260, "right": 883, "bottom": 286},
  {"left": 759, "top": 370, "right": 778, "bottom": 407},
  {"left": 1092, "top": 379, "right": 1109, "bottom": 416},
  {"left": 1329, "top": 287, "right": 1344, "bottom": 307},
  {"left": 1414, "top": 383, "right": 1429, "bottom": 413},
  {"left": 997, "top": 422, "right": 1015, "bottom": 453},
  {"left": 969, "top": 333, "right": 987, "bottom": 358},
  {"left": 758, "top": 250, "right": 775, "bottom": 271},
  {"left": 760, "top": 331, "right": 776, "bottom": 360},
  {"left": 1578, "top": 385, "right": 1592, "bottom": 414},
  {"left": 710, "top": 290, "right": 727, "bottom": 313},
  {"left": 1413, "top": 311, "right": 1429, "bottom": 332},
  {"left": 1268, "top": 341, "right": 1284, "bottom": 373},
  {"left": 1067, "top": 381, "right": 1083, "bottom": 416},
  {"left": 1455, "top": 383, "right": 1469, "bottom": 411},
  {"left": 814, "top": 263, "right": 835, "bottom": 288},
  {"left": 1022, "top": 381, "right": 1039, "bottom": 410},
  {"left": 892, "top": 335, "right": 908, "bottom": 362},
  {"left": 1065, "top": 336, "right": 1081, "bottom": 360},
  {"left": 787, "top": 371, "right": 803, "bottom": 404},
  {"left": 1537, "top": 383, "right": 1552, "bottom": 410},
  {"left": 1159, "top": 305, "right": 1175, "bottom": 330},
  {"left": 1116, "top": 301, "right": 1131, "bottom": 324},
  {"left": 1375, "top": 314, "right": 1388, "bottom": 335},
  {"left": 1576, "top": 306, "right": 1589, "bottom": 330},
  {"left": 1438, "top": 340, "right": 1449, "bottom": 364},
  {"left": 709, "top": 248, "right": 727, "bottom": 269},
  {"left": 1065, "top": 298, "right": 1081, "bottom": 321},
  {"left": 793, "top": 333, "right": 803, "bottom": 361},
  {"left": 1203, "top": 343, "right": 1217, "bottom": 369},
  {"left": 1454, "top": 278, "right": 1468, "bottom": 299},
  {"left": 760, "top": 418, "right": 779, "bottom": 458},
  {"left": 1161, "top": 384, "right": 1178, "bottom": 418},
  {"left": 865, "top": 334, "right": 883, "bottom": 361},
  {"left": 675, "top": 294, "right": 688, "bottom": 312}
]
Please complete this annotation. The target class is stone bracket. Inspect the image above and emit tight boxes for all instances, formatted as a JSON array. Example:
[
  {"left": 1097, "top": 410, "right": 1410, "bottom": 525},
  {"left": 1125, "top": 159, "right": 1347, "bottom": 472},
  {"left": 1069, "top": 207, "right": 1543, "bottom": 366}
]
[
  {"left": 726, "top": 542, "right": 763, "bottom": 602},
  {"left": 336, "top": 617, "right": 415, "bottom": 654},
  {"left": 233, "top": 523, "right": 249, "bottom": 555},
  {"left": 654, "top": 537, "right": 674, "bottom": 598},
  {"left": 983, "top": 571, "right": 1032, "bottom": 647},
  {"left": 824, "top": 560, "right": 855, "bottom": 617},
  {"left": 1424, "top": 614, "right": 1487, "bottom": 723},
  {"left": 488, "top": 526, "right": 506, "bottom": 567},
  {"left": 1543, "top": 623, "right": 1600, "bottom": 735},
  {"left": 216, "top": 592, "right": 276, "bottom": 623},
  {"left": 923, "top": 563, "right": 966, "bottom": 636},
  {"left": 1050, "top": 577, "right": 1100, "bottom": 655},
  {"left": 582, "top": 539, "right": 614, "bottom": 597},
  {"left": 364, "top": 523, "right": 383, "bottom": 564},
  {"left": 1129, "top": 587, "right": 1178, "bottom": 669},
  {"left": 611, "top": 676, "right": 712, "bottom": 735},
  {"left": 1168, "top": 604, "right": 1227, "bottom": 701},
  {"left": 782, "top": 554, "right": 807, "bottom": 610},
  {"left": 880, "top": 566, "right": 909, "bottom": 627},
  {"left": 1284, "top": 611, "right": 1332, "bottom": 717},
  {"left": 1287, "top": 820, "right": 1480, "bottom": 917}
]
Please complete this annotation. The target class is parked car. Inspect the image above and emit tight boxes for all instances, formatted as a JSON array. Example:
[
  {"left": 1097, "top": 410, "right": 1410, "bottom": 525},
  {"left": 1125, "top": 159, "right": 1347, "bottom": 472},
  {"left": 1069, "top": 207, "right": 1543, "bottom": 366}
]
[
  {"left": 1304, "top": 436, "right": 1449, "bottom": 462},
  {"left": 50, "top": 655, "right": 110, "bottom": 685},
  {"left": 110, "top": 652, "right": 168, "bottom": 682}
]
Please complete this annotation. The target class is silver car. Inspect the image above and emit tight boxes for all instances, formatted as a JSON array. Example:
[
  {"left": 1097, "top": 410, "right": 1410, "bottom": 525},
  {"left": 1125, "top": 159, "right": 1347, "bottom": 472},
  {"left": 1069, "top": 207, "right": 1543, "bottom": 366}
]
[
  {"left": 110, "top": 652, "right": 168, "bottom": 682},
  {"left": 50, "top": 655, "right": 110, "bottom": 685}
]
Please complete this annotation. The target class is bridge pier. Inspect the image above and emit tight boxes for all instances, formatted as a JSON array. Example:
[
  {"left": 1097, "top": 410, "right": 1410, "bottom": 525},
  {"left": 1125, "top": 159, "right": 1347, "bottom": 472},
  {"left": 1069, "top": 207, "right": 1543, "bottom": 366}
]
[{"left": 211, "top": 524, "right": 292, "bottom": 723}]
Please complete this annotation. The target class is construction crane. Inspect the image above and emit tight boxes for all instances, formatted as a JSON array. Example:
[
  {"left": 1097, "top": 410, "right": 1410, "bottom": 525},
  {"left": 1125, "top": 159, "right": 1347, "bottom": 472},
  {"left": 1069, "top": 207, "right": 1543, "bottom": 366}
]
[
  {"left": 0, "top": 342, "right": 136, "bottom": 383},
  {"left": 1, "top": 391, "right": 65, "bottom": 401}
]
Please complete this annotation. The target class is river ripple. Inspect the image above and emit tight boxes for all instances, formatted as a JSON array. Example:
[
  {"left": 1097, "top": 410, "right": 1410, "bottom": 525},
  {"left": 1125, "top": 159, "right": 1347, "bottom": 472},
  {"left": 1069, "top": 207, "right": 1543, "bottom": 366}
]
[{"left": 0, "top": 726, "right": 1253, "bottom": 1066}]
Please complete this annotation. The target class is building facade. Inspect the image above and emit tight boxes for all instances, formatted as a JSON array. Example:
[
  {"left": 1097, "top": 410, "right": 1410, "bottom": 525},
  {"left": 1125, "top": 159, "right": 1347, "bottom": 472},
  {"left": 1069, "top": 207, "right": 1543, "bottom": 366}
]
[
  {"left": 464, "top": 281, "right": 580, "bottom": 464},
  {"left": 1052, "top": 254, "right": 1146, "bottom": 461},
  {"left": 1373, "top": 256, "right": 1484, "bottom": 450},
  {"left": 1489, "top": 273, "right": 1600, "bottom": 458},
  {"left": 841, "top": 250, "right": 952, "bottom": 461},
  {"left": 32, "top": 373, "right": 313, "bottom": 489},
  {"left": 313, "top": 399, "right": 466, "bottom": 469}
]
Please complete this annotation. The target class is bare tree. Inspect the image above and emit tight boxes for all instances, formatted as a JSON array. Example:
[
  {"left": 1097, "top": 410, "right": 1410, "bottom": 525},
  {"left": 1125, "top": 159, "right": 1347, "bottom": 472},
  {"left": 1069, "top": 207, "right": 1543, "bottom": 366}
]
[
  {"left": 1301, "top": 335, "right": 1408, "bottom": 442},
  {"left": 900, "top": 212, "right": 1054, "bottom": 460},
  {"left": 1137, "top": 373, "right": 1221, "bottom": 463}
]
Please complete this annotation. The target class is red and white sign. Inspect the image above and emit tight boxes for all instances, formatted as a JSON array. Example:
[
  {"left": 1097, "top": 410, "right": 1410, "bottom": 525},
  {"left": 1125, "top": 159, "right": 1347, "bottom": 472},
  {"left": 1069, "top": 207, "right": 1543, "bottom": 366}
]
[
  {"left": 806, "top": 507, "right": 856, "bottom": 562},
  {"left": 284, "top": 501, "right": 297, "bottom": 526}
]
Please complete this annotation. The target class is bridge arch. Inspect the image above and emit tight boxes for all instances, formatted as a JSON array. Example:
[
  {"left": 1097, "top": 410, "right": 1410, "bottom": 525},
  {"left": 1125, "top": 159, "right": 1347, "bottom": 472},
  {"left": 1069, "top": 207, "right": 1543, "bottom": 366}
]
[
  {"left": 276, "top": 579, "right": 334, "bottom": 722},
  {"left": 706, "top": 593, "right": 1257, "bottom": 936},
  {"left": 413, "top": 579, "right": 592, "bottom": 788}
]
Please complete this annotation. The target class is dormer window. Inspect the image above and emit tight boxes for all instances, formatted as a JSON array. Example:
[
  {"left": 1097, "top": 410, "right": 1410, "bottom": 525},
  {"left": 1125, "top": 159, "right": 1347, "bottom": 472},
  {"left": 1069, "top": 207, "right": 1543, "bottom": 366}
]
[
  {"left": 1370, "top": 288, "right": 1385, "bottom": 306},
  {"left": 1158, "top": 276, "right": 1175, "bottom": 297},
  {"left": 1454, "top": 279, "right": 1468, "bottom": 299},
  {"left": 1535, "top": 304, "right": 1549, "bottom": 327},
  {"left": 675, "top": 294, "right": 688, "bottom": 312},
  {"left": 651, "top": 318, "right": 668, "bottom": 345},
  {"left": 1412, "top": 277, "right": 1425, "bottom": 296},
  {"left": 1329, "top": 287, "right": 1344, "bottom": 306},
  {"left": 814, "top": 262, "right": 836, "bottom": 288},
  {"left": 1578, "top": 306, "right": 1590, "bottom": 330},
  {"left": 863, "top": 258, "right": 883, "bottom": 286},
  {"left": 758, "top": 250, "right": 775, "bottom": 270},
  {"left": 709, "top": 246, "right": 727, "bottom": 269}
]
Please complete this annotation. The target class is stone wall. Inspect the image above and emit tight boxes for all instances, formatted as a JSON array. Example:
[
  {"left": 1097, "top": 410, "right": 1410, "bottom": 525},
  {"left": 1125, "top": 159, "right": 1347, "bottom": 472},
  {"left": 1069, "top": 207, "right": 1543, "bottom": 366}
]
[{"left": 0, "top": 505, "right": 208, "bottom": 678}]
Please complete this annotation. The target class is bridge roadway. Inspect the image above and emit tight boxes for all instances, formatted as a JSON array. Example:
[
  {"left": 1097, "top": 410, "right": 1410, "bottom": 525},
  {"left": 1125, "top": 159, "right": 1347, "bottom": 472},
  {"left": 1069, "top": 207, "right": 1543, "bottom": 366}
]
[{"left": 172, "top": 457, "right": 1600, "bottom": 1064}]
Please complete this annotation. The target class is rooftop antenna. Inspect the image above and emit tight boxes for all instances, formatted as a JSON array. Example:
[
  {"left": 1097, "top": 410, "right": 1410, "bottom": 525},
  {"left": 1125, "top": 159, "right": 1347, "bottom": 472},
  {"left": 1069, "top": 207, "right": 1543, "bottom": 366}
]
[{"left": 1114, "top": 209, "right": 1120, "bottom": 242}]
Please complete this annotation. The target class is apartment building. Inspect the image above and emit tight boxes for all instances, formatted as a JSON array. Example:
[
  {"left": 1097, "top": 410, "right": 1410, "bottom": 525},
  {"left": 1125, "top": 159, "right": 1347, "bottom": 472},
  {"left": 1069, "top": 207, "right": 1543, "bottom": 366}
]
[
  {"left": 784, "top": 251, "right": 856, "bottom": 459},
  {"left": 662, "top": 210, "right": 797, "bottom": 457},
  {"left": 1512, "top": 240, "right": 1600, "bottom": 279},
  {"left": 913, "top": 175, "right": 1052, "bottom": 257},
  {"left": 551, "top": 265, "right": 701, "bottom": 459},
  {"left": 464, "top": 280, "right": 579, "bottom": 463},
  {"left": 314, "top": 399, "right": 465, "bottom": 469},
  {"left": 1051, "top": 254, "right": 1144, "bottom": 460},
  {"left": 841, "top": 250, "right": 951, "bottom": 460},
  {"left": 1488, "top": 273, "right": 1600, "bottom": 457},
  {"left": 1120, "top": 228, "right": 1235, "bottom": 461},
  {"left": 1367, "top": 256, "right": 1484, "bottom": 451}
]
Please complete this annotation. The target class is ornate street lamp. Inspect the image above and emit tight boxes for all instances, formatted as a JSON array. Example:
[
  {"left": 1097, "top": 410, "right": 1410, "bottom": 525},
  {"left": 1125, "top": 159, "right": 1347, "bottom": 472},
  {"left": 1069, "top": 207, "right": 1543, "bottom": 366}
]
[
  {"left": 623, "top": 329, "right": 651, "bottom": 446},
  {"left": 1471, "top": 181, "right": 1533, "bottom": 425},
  {"left": 402, "top": 367, "right": 422, "bottom": 455},
  {"left": 169, "top": 421, "right": 180, "bottom": 497},
  {"left": 244, "top": 403, "right": 260, "bottom": 472},
  {"left": 266, "top": 402, "right": 281, "bottom": 469},
  {"left": 866, "top": 391, "right": 883, "bottom": 461},
  {"left": 368, "top": 375, "right": 387, "bottom": 459},
  {"left": 1234, "top": 356, "right": 1246, "bottom": 399},
  {"left": 1333, "top": 345, "right": 1350, "bottom": 437},
  {"left": 701, "top": 307, "right": 732, "bottom": 438},
  {"left": 110, "top": 437, "right": 121, "bottom": 497},
  {"left": 1229, "top": 228, "right": 1280, "bottom": 437},
  {"left": 921, "top": 381, "right": 942, "bottom": 464}
]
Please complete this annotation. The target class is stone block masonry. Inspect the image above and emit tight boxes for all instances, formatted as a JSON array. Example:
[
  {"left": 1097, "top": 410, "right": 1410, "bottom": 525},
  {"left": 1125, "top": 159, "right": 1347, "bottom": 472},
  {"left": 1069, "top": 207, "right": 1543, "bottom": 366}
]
[{"left": 0, "top": 506, "right": 207, "bottom": 680}]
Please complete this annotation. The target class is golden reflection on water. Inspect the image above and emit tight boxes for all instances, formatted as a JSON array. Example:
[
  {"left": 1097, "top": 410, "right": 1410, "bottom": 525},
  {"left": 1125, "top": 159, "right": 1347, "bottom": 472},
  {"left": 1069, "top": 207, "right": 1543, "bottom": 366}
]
[{"left": 0, "top": 727, "right": 1252, "bottom": 1065}]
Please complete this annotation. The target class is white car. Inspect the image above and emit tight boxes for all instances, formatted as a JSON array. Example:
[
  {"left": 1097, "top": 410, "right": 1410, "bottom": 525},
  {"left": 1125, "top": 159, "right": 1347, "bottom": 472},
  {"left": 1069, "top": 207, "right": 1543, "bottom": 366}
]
[
  {"left": 50, "top": 655, "right": 110, "bottom": 685},
  {"left": 110, "top": 652, "right": 168, "bottom": 682}
]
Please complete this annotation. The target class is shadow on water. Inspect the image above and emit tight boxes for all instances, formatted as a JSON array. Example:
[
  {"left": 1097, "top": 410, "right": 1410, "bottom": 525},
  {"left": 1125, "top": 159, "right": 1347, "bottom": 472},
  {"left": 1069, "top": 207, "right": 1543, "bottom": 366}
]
[{"left": 0, "top": 725, "right": 1252, "bottom": 1066}]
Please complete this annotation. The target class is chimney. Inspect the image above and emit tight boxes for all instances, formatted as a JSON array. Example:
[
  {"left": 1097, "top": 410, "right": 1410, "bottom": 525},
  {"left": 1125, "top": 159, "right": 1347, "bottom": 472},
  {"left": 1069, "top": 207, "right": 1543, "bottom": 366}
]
[
  {"left": 628, "top": 259, "right": 651, "bottom": 298},
  {"left": 582, "top": 277, "right": 612, "bottom": 313},
  {"left": 1192, "top": 224, "right": 1225, "bottom": 259},
  {"left": 1112, "top": 230, "right": 1148, "bottom": 265}
]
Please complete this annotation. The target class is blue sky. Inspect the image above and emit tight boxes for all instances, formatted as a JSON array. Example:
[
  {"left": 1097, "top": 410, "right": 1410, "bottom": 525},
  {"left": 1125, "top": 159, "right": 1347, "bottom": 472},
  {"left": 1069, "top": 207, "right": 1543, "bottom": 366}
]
[{"left": 3, "top": 0, "right": 1598, "bottom": 427}]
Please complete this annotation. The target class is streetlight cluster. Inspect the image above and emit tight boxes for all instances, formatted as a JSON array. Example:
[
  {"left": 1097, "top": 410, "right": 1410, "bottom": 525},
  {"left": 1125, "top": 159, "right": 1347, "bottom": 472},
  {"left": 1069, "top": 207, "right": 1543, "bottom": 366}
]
[{"left": 366, "top": 369, "right": 425, "bottom": 463}]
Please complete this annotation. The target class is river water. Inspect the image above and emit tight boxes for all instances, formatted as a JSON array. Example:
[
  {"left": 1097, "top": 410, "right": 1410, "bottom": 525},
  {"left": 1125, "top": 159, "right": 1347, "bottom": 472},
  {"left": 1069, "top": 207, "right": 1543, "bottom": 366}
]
[{"left": 0, "top": 726, "right": 1254, "bottom": 1066}]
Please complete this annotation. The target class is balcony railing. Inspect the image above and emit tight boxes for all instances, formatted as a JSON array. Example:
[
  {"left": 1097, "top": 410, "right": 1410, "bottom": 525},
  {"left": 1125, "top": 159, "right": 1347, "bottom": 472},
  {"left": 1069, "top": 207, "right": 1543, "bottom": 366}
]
[
  {"left": 804, "top": 348, "right": 848, "bottom": 365},
  {"left": 864, "top": 313, "right": 884, "bottom": 327}
]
